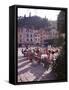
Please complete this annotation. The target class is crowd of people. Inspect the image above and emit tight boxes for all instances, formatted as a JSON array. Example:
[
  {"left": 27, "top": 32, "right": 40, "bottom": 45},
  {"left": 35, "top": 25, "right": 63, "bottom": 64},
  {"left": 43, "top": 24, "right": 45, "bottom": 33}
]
[{"left": 21, "top": 45, "right": 60, "bottom": 70}]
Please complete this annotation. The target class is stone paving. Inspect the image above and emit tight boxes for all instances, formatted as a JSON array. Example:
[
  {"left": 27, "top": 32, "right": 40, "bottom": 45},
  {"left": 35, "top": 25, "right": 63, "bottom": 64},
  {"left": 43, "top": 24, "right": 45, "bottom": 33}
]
[{"left": 17, "top": 56, "right": 56, "bottom": 82}]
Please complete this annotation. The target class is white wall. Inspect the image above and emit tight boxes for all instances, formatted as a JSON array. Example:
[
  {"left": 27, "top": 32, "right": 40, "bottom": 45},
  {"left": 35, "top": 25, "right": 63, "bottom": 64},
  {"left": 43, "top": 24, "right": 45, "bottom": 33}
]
[{"left": 0, "top": 0, "right": 69, "bottom": 89}]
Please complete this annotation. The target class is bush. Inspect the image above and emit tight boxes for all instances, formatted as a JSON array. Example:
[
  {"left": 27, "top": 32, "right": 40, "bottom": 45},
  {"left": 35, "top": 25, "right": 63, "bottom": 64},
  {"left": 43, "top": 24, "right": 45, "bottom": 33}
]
[{"left": 53, "top": 45, "right": 66, "bottom": 80}]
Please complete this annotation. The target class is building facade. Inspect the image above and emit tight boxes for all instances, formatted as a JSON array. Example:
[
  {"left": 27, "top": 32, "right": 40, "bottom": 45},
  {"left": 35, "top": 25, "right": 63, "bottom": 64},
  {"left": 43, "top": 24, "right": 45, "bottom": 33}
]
[{"left": 18, "top": 27, "right": 59, "bottom": 47}]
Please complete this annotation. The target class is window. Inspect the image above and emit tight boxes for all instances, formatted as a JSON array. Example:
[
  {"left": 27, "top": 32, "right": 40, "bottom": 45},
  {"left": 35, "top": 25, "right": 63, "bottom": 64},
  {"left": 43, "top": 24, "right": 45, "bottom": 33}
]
[
  {"left": 27, "top": 39, "right": 29, "bottom": 41},
  {"left": 30, "top": 34, "right": 32, "bottom": 37},
  {"left": 35, "top": 38, "right": 37, "bottom": 41},
  {"left": 31, "top": 39, "right": 32, "bottom": 41},
  {"left": 34, "top": 34, "right": 37, "bottom": 37}
]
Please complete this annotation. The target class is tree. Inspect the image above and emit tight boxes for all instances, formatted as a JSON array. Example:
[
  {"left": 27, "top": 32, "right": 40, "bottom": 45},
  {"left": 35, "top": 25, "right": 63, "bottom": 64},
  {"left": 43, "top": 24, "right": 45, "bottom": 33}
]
[
  {"left": 57, "top": 11, "right": 65, "bottom": 33},
  {"left": 53, "top": 44, "right": 66, "bottom": 80}
]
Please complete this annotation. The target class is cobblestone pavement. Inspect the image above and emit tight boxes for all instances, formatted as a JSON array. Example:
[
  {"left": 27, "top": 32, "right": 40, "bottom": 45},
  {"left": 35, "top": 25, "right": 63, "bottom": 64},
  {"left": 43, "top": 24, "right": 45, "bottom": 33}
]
[{"left": 18, "top": 56, "right": 56, "bottom": 82}]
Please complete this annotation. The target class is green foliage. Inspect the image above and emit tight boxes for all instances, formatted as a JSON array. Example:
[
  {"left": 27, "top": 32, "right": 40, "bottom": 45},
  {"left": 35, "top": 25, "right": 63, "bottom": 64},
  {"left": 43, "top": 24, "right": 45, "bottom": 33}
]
[
  {"left": 53, "top": 45, "right": 66, "bottom": 80},
  {"left": 57, "top": 11, "right": 65, "bottom": 33},
  {"left": 56, "top": 36, "right": 65, "bottom": 46}
]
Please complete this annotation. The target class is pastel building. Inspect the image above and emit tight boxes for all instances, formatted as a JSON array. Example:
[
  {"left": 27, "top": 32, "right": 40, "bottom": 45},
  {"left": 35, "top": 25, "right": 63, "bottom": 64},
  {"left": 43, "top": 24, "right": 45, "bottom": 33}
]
[
  {"left": 18, "top": 27, "right": 59, "bottom": 47},
  {"left": 18, "top": 28, "right": 35, "bottom": 46},
  {"left": 18, "top": 27, "right": 24, "bottom": 47},
  {"left": 24, "top": 28, "right": 35, "bottom": 44}
]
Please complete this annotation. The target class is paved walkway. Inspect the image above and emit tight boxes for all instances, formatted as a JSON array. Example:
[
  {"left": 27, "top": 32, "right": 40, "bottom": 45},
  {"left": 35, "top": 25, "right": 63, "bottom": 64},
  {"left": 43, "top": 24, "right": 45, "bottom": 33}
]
[{"left": 18, "top": 56, "right": 56, "bottom": 82}]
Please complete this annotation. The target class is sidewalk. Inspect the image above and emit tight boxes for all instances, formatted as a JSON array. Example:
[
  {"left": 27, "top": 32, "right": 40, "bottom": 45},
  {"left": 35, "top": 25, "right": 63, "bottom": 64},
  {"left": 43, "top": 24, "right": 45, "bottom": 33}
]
[{"left": 18, "top": 56, "right": 56, "bottom": 82}]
